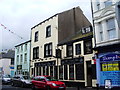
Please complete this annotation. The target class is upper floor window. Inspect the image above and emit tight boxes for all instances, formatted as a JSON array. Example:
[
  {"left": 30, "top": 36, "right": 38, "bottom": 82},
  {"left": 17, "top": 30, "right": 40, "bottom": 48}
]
[
  {"left": 34, "top": 31, "right": 38, "bottom": 42},
  {"left": 44, "top": 43, "right": 52, "bottom": 57},
  {"left": 75, "top": 43, "right": 81, "bottom": 55},
  {"left": 17, "top": 47, "right": 19, "bottom": 53},
  {"left": 46, "top": 25, "right": 51, "bottom": 38},
  {"left": 106, "top": 18, "right": 116, "bottom": 40},
  {"left": 96, "top": 0, "right": 100, "bottom": 10},
  {"left": 25, "top": 44, "right": 27, "bottom": 51},
  {"left": 81, "top": 26, "right": 92, "bottom": 34},
  {"left": 33, "top": 47, "right": 39, "bottom": 59},
  {"left": 24, "top": 53, "right": 27, "bottom": 63},
  {"left": 20, "top": 54, "right": 23, "bottom": 63},
  {"left": 67, "top": 44, "right": 73, "bottom": 57},
  {"left": 11, "top": 58, "right": 14, "bottom": 65},
  {"left": 17, "top": 55, "right": 19, "bottom": 64},
  {"left": 98, "top": 22, "right": 103, "bottom": 41},
  {"left": 104, "top": 0, "right": 112, "bottom": 8},
  {"left": 84, "top": 39, "right": 92, "bottom": 55},
  {"left": 21, "top": 45, "right": 23, "bottom": 52}
]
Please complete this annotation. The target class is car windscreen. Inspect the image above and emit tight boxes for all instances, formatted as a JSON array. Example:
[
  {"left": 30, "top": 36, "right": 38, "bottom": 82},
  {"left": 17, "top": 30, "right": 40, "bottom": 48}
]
[
  {"left": 23, "top": 76, "right": 30, "bottom": 80},
  {"left": 46, "top": 77, "right": 58, "bottom": 81},
  {"left": 3, "top": 75, "right": 11, "bottom": 78}
]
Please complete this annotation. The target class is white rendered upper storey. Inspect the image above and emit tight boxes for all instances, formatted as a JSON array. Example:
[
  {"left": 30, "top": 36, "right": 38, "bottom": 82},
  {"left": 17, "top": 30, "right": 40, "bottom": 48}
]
[{"left": 92, "top": 0, "right": 120, "bottom": 47}]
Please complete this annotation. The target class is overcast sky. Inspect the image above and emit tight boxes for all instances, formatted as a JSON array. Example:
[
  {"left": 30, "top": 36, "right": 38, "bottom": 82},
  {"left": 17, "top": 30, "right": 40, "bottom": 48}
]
[{"left": 0, "top": 0, "right": 92, "bottom": 52}]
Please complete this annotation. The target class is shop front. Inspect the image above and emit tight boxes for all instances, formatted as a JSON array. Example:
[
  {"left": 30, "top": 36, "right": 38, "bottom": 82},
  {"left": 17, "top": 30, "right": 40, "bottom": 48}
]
[{"left": 97, "top": 53, "right": 120, "bottom": 88}]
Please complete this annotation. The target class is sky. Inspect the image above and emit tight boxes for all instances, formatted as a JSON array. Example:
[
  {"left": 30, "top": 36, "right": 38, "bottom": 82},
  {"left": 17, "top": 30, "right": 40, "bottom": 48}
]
[{"left": 0, "top": 0, "right": 92, "bottom": 52}]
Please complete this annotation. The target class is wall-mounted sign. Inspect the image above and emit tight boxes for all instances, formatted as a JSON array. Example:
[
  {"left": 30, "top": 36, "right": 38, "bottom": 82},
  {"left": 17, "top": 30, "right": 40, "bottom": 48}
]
[
  {"left": 17, "top": 65, "right": 22, "bottom": 70},
  {"left": 99, "top": 53, "right": 120, "bottom": 87},
  {"left": 100, "top": 53, "right": 120, "bottom": 62}
]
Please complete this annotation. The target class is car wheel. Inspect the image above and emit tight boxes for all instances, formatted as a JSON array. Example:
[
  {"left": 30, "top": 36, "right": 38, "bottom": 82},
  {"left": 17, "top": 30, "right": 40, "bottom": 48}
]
[
  {"left": 11, "top": 82, "right": 14, "bottom": 86},
  {"left": 46, "top": 86, "right": 51, "bottom": 90},
  {"left": 31, "top": 84, "right": 36, "bottom": 90},
  {"left": 21, "top": 83, "right": 24, "bottom": 88}
]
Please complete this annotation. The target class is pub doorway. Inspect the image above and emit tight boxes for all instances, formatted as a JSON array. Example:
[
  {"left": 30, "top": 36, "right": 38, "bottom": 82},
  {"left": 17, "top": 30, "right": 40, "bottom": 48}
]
[{"left": 86, "top": 61, "right": 92, "bottom": 87}]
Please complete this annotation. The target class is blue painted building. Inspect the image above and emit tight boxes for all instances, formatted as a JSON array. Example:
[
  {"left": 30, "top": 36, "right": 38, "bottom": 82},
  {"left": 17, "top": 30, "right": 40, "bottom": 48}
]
[
  {"left": 14, "top": 40, "right": 31, "bottom": 76},
  {"left": 91, "top": 0, "right": 120, "bottom": 88}
]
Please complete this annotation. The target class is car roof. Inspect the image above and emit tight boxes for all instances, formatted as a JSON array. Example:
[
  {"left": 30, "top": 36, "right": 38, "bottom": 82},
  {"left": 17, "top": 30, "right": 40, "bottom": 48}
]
[{"left": 35, "top": 75, "right": 51, "bottom": 77}]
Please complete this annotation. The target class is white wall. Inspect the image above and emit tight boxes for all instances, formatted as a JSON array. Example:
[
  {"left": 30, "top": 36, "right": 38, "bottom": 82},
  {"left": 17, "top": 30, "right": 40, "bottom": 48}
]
[{"left": 0, "top": 58, "right": 11, "bottom": 75}]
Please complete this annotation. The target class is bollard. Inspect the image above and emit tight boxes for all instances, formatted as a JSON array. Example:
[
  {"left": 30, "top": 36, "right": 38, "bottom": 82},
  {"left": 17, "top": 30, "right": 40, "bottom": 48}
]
[{"left": 96, "top": 83, "right": 99, "bottom": 90}]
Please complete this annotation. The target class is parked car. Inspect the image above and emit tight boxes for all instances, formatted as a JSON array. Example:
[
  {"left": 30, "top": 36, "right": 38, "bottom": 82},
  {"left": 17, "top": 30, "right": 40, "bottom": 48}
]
[
  {"left": 11, "top": 75, "right": 32, "bottom": 87},
  {"left": 31, "top": 76, "right": 66, "bottom": 90},
  {"left": 2, "top": 74, "right": 11, "bottom": 84}
]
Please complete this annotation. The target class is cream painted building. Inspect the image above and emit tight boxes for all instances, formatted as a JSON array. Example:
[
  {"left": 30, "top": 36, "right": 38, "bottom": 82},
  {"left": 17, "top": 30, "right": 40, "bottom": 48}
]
[{"left": 30, "top": 7, "right": 96, "bottom": 87}]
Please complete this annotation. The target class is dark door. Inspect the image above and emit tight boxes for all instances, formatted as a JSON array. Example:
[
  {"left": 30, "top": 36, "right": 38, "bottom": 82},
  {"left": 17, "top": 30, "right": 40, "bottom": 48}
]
[{"left": 86, "top": 61, "right": 92, "bottom": 87}]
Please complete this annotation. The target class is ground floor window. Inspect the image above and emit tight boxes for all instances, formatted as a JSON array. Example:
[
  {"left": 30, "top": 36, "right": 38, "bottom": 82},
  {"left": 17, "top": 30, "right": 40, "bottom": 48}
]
[
  {"left": 50, "top": 66, "right": 53, "bottom": 77},
  {"left": 76, "top": 64, "right": 84, "bottom": 80},
  {"left": 69, "top": 64, "right": 74, "bottom": 80},
  {"left": 64, "top": 65, "right": 68, "bottom": 80},
  {"left": 43, "top": 67, "right": 45, "bottom": 75},
  {"left": 59, "top": 66, "right": 63, "bottom": 79},
  {"left": 46, "top": 66, "right": 49, "bottom": 75}
]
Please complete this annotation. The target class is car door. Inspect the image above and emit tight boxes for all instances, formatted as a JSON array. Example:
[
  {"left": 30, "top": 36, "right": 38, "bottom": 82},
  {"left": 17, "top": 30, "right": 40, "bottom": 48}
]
[{"left": 39, "top": 76, "right": 46, "bottom": 89}]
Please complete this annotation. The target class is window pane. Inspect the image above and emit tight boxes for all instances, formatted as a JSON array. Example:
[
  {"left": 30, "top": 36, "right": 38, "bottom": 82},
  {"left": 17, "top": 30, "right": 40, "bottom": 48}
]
[
  {"left": 107, "top": 18, "right": 116, "bottom": 39},
  {"left": 76, "top": 64, "right": 84, "bottom": 80},
  {"left": 35, "top": 31, "right": 38, "bottom": 42},
  {"left": 108, "top": 29, "right": 116, "bottom": 39},
  {"left": 50, "top": 66, "right": 53, "bottom": 77},
  {"left": 107, "top": 19, "right": 115, "bottom": 30},
  {"left": 104, "top": 0, "right": 112, "bottom": 8},
  {"left": 64, "top": 65, "right": 68, "bottom": 80},
  {"left": 75, "top": 44, "right": 81, "bottom": 55},
  {"left": 69, "top": 64, "right": 74, "bottom": 80},
  {"left": 46, "top": 25, "right": 51, "bottom": 37},
  {"left": 59, "top": 66, "right": 63, "bottom": 79},
  {"left": 67, "top": 45, "right": 73, "bottom": 57}
]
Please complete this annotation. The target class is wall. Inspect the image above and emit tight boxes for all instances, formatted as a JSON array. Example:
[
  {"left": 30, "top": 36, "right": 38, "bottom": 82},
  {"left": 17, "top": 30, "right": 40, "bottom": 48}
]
[{"left": 0, "top": 58, "right": 11, "bottom": 75}]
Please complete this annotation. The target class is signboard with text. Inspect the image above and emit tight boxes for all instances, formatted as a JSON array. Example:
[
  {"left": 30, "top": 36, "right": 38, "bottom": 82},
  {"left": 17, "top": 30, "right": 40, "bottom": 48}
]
[{"left": 99, "top": 53, "right": 120, "bottom": 87}]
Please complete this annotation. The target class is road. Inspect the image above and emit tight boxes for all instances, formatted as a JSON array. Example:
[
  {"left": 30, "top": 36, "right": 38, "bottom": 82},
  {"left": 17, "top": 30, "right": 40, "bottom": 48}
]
[
  {"left": 1, "top": 85, "right": 107, "bottom": 90},
  {"left": 1, "top": 85, "right": 79, "bottom": 90}
]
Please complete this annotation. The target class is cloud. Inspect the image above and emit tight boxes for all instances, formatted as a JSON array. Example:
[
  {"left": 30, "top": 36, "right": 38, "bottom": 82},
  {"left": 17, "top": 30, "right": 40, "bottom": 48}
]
[{"left": 0, "top": 0, "right": 92, "bottom": 51}]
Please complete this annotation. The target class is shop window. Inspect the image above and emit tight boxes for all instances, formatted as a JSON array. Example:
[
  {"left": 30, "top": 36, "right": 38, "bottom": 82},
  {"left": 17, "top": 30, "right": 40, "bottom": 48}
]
[
  {"left": 69, "top": 64, "right": 74, "bottom": 80},
  {"left": 34, "top": 68, "right": 35, "bottom": 76},
  {"left": 43, "top": 67, "right": 45, "bottom": 75},
  {"left": 33, "top": 47, "right": 39, "bottom": 59},
  {"left": 44, "top": 43, "right": 52, "bottom": 57},
  {"left": 76, "top": 64, "right": 84, "bottom": 80},
  {"left": 64, "top": 65, "right": 68, "bottom": 80},
  {"left": 54, "top": 66, "right": 58, "bottom": 79},
  {"left": 84, "top": 39, "right": 92, "bottom": 55},
  {"left": 50, "top": 66, "right": 53, "bottom": 77},
  {"left": 46, "top": 66, "right": 49, "bottom": 75},
  {"left": 59, "top": 66, "right": 63, "bottom": 80},
  {"left": 67, "top": 44, "right": 73, "bottom": 57},
  {"left": 36, "top": 67, "right": 39, "bottom": 76},
  {"left": 39, "top": 67, "right": 41, "bottom": 76},
  {"left": 75, "top": 43, "right": 81, "bottom": 55}
]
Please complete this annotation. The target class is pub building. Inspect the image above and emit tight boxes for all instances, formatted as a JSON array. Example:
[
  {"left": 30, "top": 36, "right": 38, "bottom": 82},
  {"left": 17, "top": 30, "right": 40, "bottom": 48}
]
[{"left": 30, "top": 7, "right": 97, "bottom": 87}]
